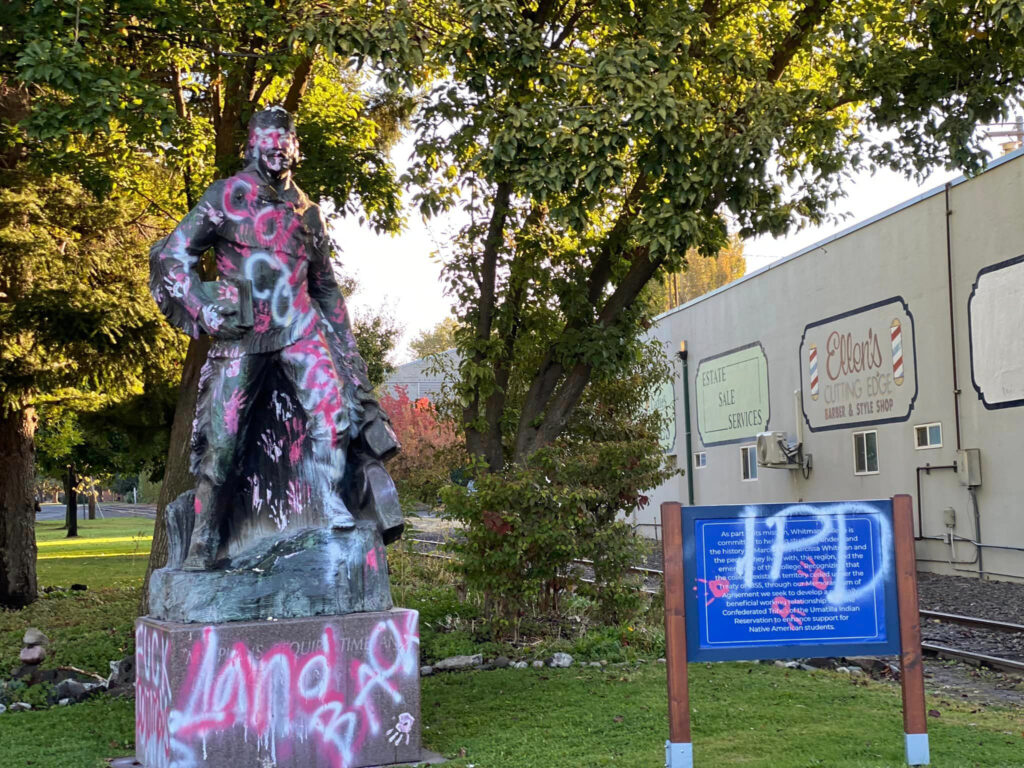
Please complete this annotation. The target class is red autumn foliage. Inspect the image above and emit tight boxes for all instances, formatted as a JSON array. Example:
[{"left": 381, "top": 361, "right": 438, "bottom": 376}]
[{"left": 379, "top": 386, "right": 462, "bottom": 501}]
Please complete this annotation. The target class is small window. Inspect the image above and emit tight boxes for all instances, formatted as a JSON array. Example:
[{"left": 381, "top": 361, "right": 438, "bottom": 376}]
[
  {"left": 853, "top": 431, "right": 879, "bottom": 475},
  {"left": 914, "top": 423, "right": 942, "bottom": 449},
  {"left": 741, "top": 445, "right": 758, "bottom": 481},
  {"left": 694, "top": 452, "right": 707, "bottom": 468}
]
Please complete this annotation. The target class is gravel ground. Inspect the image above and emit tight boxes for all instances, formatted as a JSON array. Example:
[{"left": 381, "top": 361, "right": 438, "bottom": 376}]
[
  {"left": 921, "top": 621, "right": 1024, "bottom": 663},
  {"left": 917, "top": 570, "right": 1024, "bottom": 625}
]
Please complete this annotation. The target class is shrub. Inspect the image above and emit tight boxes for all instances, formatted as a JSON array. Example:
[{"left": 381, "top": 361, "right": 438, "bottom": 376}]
[
  {"left": 442, "top": 435, "right": 673, "bottom": 637},
  {"left": 379, "top": 385, "right": 464, "bottom": 504}
]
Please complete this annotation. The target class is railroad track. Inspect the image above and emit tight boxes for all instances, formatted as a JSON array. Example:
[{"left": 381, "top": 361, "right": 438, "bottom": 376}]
[
  {"left": 405, "top": 536, "right": 1024, "bottom": 675},
  {"left": 919, "top": 610, "right": 1024, "bottom": 674}
]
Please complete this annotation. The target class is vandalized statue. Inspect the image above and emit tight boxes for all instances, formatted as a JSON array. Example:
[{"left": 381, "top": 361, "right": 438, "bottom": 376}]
[{"left": 146, "top": 107, "right": 403, "bottom": 622}]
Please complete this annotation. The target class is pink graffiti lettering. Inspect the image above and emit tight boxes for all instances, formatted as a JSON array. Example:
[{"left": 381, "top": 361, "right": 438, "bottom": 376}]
[{"left": 157, "top": 614, "right": 419, "bottom": 768}]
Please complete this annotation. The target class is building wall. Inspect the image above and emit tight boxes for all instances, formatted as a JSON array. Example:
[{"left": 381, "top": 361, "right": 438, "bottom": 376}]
[
  {"left": 642, "top": 149, "right": 1024, "bottom": 581},
  {"left": 380, "top": 350, "right": 459, "bottom": 402}
]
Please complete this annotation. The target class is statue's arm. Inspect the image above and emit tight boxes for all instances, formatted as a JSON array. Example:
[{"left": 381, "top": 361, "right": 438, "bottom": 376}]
[
  {"left": 306, "top": 211, "right": 372, "bottom": 389},
  {"left": 148, "top": 183, "right": 230, "bottom": 338},
  {"left": 306, "top": 208, "right": 401, "bottom": 459}
]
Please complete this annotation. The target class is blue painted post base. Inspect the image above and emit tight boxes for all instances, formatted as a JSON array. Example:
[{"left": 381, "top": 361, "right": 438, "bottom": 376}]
[
  {"left": 904, "top": 732, "right": 930, "bottom": 765},
  {"left": 665, "top": 741, "right": 693, "bottom": 768}
]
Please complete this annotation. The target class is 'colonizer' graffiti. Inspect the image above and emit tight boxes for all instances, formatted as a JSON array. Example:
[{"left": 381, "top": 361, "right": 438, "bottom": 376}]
[{"left": 136, "top": 612, "right": 419, "bottom": 768}]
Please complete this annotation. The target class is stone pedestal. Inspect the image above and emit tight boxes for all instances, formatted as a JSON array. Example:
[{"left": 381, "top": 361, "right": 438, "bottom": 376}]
[{"left": 136, "top": 609, "right": 420, "bottom": 768}]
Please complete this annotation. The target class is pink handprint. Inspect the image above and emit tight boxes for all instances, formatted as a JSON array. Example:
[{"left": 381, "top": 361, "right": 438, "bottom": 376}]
[
  {"left": 797, "top": 557, "right": 832, "bottom": 591},
  {"left": 697, "top": 576, "right": 731, "bottom": 606},
  {"left": 771, "top": 595, "right": 807, "bottom": 630}
]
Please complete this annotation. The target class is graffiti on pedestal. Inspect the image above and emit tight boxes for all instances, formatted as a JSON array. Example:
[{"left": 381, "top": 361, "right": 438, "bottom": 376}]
[{"left": 136, "top": 612, "right": 420, "bottom": 768}]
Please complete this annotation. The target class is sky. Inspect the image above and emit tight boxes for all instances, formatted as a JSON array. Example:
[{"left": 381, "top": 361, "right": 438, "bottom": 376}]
[{"left": 337, "top": 133, "right": 1019, "bottom": 365}]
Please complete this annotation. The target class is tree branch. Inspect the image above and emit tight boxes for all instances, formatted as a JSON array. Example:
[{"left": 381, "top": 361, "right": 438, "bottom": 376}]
[
  {"left": 283, "top": 56, "right": 314, "bottom": 113},
  {"left": 463, "top": 181, "right": 513, "bottom": 467},
  {"left": 767, "top": 0, "right": 833, "bottom": 83},
  {"left": 516, "top": 246, "right": 664, "bottom": 458}
]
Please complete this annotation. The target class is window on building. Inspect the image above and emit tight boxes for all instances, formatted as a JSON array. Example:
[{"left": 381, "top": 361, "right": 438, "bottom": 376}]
[
  {"left": 741, "top": 445, "right": 757, "bottom": 481},
  {"left": 694, "top": 452, "right": 707, "bottom": 468},
  {"left": 853, "top": 431, "right": 879, "bottom": 475},
  {"left": 914, "top": 423, "right": 942, "bottom": 449}
]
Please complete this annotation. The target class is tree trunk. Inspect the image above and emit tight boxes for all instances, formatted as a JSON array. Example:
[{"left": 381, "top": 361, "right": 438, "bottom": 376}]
[
  {"left": 88, "top": 493, "right": 96, "bottom": 520},
  {"left": 0, "top": 405, "right": 39, "bottom": 608},
  {"left": 65, "top": 463, "right": 78, "bottom": 537},
  {"left": 140, "top": 335, "right": 209, "bottom": 614}
]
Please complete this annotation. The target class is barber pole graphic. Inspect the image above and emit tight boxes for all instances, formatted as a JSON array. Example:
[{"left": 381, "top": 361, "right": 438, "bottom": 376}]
[
  {"left": 891, "top": 319, "right": 904, "bottom": 386},
  {"left": 808, "top": 344, "right": 819, "bottom": 400}
]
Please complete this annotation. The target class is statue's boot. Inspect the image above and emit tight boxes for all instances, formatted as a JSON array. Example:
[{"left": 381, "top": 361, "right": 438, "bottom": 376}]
[{"left": 324, "top": 494, "right": 356, "bottom": 530}]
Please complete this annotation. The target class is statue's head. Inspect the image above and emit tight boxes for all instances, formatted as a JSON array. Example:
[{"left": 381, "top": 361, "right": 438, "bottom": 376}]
[{"left": 245, "top": 106, "right": 300, "bottom": 179}]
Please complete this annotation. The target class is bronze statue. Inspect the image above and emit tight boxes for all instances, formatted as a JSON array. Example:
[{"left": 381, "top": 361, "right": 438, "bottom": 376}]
[{"left": 148, "top": 108, "right": 402, "bottom": 607}]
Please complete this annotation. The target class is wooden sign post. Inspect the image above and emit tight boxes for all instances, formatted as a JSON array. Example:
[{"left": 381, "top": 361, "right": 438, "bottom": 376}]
[
  {"left": 661, "top": 495, "right": 929, "bottom": 766},
  {"left": 661, "top": 500, "right": 692, "bottom": 768},
  {"left": 893, "top": 494, "right": 930, "bottom": 765}
]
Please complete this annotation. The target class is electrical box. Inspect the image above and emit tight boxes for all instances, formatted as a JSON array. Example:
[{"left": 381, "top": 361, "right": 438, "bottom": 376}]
[
  {"left": 756, "top": 432, "right": 793, "bottom": 468},
  {"left": 957, "top": 448, "right": 982, "bottom": 487}
]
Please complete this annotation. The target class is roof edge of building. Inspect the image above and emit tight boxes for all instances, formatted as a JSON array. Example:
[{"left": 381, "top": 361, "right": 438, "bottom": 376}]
[{"left": 653, "top": 146, "right": 1024, "bottom": 325}]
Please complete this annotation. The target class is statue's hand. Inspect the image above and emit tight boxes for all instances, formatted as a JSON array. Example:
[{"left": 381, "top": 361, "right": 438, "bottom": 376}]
[{"left": 202, "top": 300, "right": 248, "bottom": 340}]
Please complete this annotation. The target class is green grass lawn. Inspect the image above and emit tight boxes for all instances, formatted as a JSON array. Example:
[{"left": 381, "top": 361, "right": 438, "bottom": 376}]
[
  {"left": 35, "top": 518, "right": 152, "bottom": 587},
  {"left": 0, "top": 520, "right": 150, "bottom": 677},
  {"left": 1, "top": 519, "right": 1022, "bottom": 768}
]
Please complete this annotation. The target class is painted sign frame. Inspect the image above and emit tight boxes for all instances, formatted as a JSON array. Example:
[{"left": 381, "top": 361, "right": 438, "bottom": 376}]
[
  {"left": 679, "top": 501, "right": 901, "bottom": 663},
  {"left": 799, "top": 296, "right": 919, "bottom": 433},
  {"left": 694, "top": 341, "right": 771, "bottom": 447},
  {"left": 967, "top": 253, "right": 1024, "bottom": 410}
]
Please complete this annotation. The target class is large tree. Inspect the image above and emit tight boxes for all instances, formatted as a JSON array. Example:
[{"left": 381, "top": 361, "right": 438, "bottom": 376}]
[
  {"left": 408, "top": 0, "right": 1024, "bottom": 473},
  {"left": 0, "top": 164, "right": 183, "bottom": 606},
  {"left": 4, "top": 0, "right": 423, "bottom": 608}
]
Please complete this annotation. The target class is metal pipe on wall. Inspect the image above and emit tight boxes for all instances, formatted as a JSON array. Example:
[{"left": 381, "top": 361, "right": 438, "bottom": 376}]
[
  {"left": 678, "top": 342, "right": 694, "bottom": 506},
  {"left": 944, "top": 183, "right": 963, "bottom": 451},
  {"left": 914, "top": 463, "right": 957, "bottom": 538}
]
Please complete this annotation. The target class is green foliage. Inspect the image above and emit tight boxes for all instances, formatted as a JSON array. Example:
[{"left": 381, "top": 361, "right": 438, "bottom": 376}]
[
  {"left": 0, "top": 681, "right": 53, "bottom": 710},
  {"left": 649, "top": 235, "right": 747, "bottom": 313},
  {"left": 438, "top": 332, "right": 676, "bottom": 633},
  {"left": 4, "top": 0, "right": 421, "bottom": 222},
  {"left": 441, "top": 347, "right": 676, "bottom": 632},
  {"left": 351, "top": 309, "right": 402, "bottom": 389},
  {"left": 410, "top": 0, "right": 1024, "bottom": 473},
  {"left": 409, "top": 317, "right": 461, "bottom": 360},
  {"left": 0, "top": 167, "right": 186, "bottom": 418}
]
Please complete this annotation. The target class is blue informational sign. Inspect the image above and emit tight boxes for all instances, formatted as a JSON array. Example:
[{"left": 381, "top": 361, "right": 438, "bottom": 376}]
[{"left": 682, "top": 500, "right": 900, "bottom": 662}]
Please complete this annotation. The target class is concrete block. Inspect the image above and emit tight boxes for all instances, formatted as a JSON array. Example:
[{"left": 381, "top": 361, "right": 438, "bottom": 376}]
[{"left": 136, "top": 608, "right": 420, "bottom": 768}]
